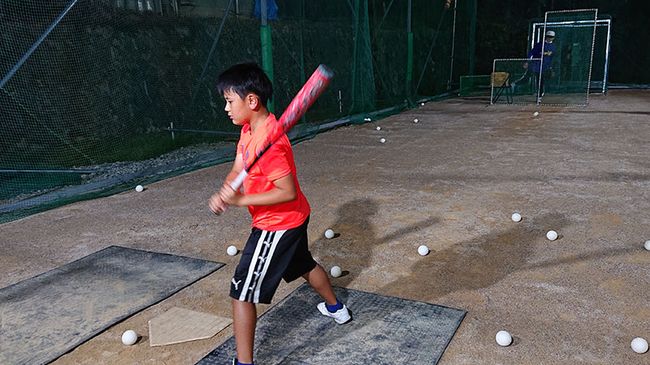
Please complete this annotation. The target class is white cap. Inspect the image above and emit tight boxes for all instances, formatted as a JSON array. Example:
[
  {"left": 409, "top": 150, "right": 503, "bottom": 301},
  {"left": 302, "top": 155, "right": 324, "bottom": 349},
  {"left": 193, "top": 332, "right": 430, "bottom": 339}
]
[{"left": 545, "top": 30, "right": 555, "bottom": 37}]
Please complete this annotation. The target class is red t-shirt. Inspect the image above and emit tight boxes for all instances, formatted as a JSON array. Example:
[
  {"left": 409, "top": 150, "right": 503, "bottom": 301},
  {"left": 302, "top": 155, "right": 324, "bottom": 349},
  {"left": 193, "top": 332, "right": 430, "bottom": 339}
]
[{"left": 237, "top": 114, "right": 310, "bottom": 230}]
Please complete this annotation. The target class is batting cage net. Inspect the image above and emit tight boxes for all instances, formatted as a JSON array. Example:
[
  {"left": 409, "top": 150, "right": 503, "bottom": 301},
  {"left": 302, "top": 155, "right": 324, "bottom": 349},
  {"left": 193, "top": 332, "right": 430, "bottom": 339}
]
[
  {"left": 530, "top": 15, "right": 611, "bottom": 95},
  {"left": 489, "top": 9, "right": 597, "bottom": 106},
  {"left": 490, "top": 58, "right": 541, "bottom": 105},
  {"left": 459, "top": 75, "right": 490, "bottom": 97},
  {"left": 536, "top": 9, "right": 598, "bottom": 106},
  {"left": 0, "top": 0, "right": 477, "bottom": 222}
]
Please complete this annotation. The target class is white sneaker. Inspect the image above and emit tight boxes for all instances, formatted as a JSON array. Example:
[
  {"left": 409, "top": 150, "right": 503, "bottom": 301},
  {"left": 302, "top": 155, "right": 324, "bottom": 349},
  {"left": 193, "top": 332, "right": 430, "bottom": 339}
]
[{"left": 317, "top": 302, "right": 352, "bottom": 324}]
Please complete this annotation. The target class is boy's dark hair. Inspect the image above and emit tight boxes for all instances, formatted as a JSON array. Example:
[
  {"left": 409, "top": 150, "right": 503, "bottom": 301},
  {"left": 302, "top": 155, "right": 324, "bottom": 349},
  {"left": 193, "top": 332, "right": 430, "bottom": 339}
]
[{"left": 216, "top": 63, "right": 273, "bottom": 107}]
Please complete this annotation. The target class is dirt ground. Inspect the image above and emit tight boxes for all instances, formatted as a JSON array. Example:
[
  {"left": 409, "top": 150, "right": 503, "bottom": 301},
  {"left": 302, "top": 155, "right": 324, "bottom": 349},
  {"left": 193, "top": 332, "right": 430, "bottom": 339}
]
[{"left": 1, "top": 90, "right": 649, "bottom": 364}]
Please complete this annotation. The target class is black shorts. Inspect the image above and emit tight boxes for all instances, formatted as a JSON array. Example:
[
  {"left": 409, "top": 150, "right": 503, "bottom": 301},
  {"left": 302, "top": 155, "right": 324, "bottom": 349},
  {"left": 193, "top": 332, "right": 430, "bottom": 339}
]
[{"left": 230, "top": 217, "right": 316, "bottom": 304}]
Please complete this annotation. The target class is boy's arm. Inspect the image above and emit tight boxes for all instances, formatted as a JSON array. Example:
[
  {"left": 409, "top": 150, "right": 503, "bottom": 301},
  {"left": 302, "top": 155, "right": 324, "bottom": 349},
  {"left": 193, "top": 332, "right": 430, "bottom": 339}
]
[
  {"left": 208, "top": 153, "right": 245, "bottom": 215},
  {"left": 220, "top": 173, "right": 297, "bottom": 207},
  {"left": 224, "top": 153, "right": 245, "bottom": 188}
]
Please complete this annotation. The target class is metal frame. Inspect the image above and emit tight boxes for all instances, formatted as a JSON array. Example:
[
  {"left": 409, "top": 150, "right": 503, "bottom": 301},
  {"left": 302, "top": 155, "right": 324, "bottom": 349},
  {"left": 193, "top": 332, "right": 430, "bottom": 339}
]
[
  {"left": 0, "top": 0, "right": 79, "bottom": 90},
  {"left": 531, "top": 16, "right": 610, "bottom": 94},
  {"left": 490, "top": 57, "right": 541, "bottom": 105},
  {"left": 448, "top": 0, "right": 458, "bottom": 90},
  {"left": 542, "top": 9, "right": 597, "bottom": 106}
]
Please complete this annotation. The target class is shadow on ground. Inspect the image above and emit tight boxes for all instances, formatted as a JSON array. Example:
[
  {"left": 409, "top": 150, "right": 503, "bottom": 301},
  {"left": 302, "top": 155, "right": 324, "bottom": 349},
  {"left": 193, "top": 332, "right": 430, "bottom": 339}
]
[
  {"left": 311, "top": 198, "right": 439, "bottom": 288},
  {"left": 379, "top": 213, "right": 569, "bottom": 301}
]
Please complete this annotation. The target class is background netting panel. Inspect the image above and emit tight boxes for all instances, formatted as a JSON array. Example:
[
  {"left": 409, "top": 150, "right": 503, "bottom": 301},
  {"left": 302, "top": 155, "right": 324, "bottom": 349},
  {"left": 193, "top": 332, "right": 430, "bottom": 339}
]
[
  {"left": 491, "top": 58, "right": 541, "bottom": 105},
  {"left": 411, "top": 0, "right": 454, "bottom": 98},
  {"left": 530, "top": 16, "right": 610, "bottom": 94},
  {"left": 470, "top": 1, "right": 648, "bottom": 86},
  {"left": 459, "top": 75, "right": 490, "bottom": 97},
  {"left": 538, "top": 9, "right": 597, "bottom": 105},
  {"left": 589, "top": 19, "right": 609, "bottom": 93},
  {"left": 178, "top": 15, "right": 261, "bottom": 138},
  {"left": 0, "top": 1, "right": 250, "bottom": 220},
  {"left": 0, "top": 0, "right": 477, "bottom": 222}
]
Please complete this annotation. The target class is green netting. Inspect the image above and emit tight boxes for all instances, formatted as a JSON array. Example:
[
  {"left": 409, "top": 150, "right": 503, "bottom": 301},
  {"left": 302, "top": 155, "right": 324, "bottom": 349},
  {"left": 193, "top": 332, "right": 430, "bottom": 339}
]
[
  {"left": 536, "top": 9, "right": 598, "bottom": 105},
  {"left": 489, "top": 9, "right": 598, "bottom": 106},
  {"left": 0, "top": 0, "right": 476, "bottom": 223},
  {"left": 490, "top": 58, "right": 542, "bottom": 105},
  {"left": 530, "top": 15, "right": 611, "bottom": 94},
  {"left": 459, "top": 75, "right": 490, "bottom": 96}
]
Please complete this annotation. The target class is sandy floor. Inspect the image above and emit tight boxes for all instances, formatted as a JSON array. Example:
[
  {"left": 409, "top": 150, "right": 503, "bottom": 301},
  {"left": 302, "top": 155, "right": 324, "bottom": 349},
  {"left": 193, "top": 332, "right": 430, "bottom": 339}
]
[{"left": 1, "top": 90, "right": 649, "bottom": 364}]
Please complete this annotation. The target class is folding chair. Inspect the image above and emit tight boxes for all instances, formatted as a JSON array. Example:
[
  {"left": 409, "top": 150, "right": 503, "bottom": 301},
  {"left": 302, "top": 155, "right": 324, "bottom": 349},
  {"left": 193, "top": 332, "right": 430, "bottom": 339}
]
[{"left": 491, "top": 71, "right": 513, "bottom": 104}]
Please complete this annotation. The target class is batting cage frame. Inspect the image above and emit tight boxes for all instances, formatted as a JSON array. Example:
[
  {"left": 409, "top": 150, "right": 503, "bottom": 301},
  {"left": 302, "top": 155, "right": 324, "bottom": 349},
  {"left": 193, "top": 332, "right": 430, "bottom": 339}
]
[
  {"left": 537, "top": 9, "right": 598, "bottom": 106},
  {"left": 530, "top": 15, "right": 611, "bottom": 94},
  {"left": 490, "top": 9, "right": 600, "bottom": 107},
  {"left": 490, "top": 57, "right": 542, "bottom": 105}
]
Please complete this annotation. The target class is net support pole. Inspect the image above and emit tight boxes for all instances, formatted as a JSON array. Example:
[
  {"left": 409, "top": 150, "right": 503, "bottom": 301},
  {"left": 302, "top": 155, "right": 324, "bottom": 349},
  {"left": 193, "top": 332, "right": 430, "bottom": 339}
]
[
  {"left": 538, "top": 12, "right": 548, "bottom": 105},
  {"left": 260, "top": 0, "right": 275, "bottom": 113},
  {"left": 0, "top": 0, "right": 78, "bottom": 89},
  {"left": 586, "top": 9, "right": 598, "bottom": 103},
  {"left": 603, "top": 19, "right": 611, "bottom": 93},
  {"left": 447, "top": 0, "right": 458, "bottom": 90},
  {"left": 406, "top": 0, "right": 414, "bottom": 100}
]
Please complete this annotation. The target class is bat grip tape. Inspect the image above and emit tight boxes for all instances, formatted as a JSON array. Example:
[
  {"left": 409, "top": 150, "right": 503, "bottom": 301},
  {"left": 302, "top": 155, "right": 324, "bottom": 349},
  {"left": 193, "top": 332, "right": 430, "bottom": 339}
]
[{"left": 230, "top": 169, "right": 248, "bottom": 191}]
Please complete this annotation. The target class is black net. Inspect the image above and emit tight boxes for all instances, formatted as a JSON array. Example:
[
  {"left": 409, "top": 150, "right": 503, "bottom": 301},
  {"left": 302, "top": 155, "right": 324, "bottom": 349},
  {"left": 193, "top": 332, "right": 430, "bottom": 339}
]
[
  {"left": 538, "top": 9, "right": 598, "bottom": 105},
  {"left": 0, "top": 0, "right": 477, "bottom": 222}
]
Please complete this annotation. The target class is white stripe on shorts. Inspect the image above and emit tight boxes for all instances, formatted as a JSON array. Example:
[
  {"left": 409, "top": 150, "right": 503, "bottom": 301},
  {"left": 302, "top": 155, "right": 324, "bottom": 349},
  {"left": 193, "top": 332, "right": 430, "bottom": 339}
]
[
  {"left": 238, "top": 230, "right": 269, "bottom": 302},
  {"left": 253, "top": 229, "right": 286, "bottom": 302}
]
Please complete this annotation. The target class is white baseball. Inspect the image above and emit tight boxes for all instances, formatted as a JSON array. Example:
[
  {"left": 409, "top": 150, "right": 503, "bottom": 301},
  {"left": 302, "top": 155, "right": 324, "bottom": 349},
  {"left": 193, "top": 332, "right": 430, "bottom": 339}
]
[
  {"left": 631, "top": 337, "right": 648, "bottom": 354},
  {"left": 495, "top": 330, "right": 512, "bottom": 346},
  {"left": 226, "top": 245, "right": 238, "bottom": 256},
  {"left": 121, "top": 330, "right": 138, "bottom": 346},
  {"left": 330, "top": 266, "right": 342, "bottom": 278},
  {"left": 546, "top": 230, "right": 558, "bottom": 241}
]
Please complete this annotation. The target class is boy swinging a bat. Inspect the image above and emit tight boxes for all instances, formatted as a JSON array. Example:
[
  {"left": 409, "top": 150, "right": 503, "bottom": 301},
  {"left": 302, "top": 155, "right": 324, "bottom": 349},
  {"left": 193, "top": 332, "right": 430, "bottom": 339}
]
[{"left": 208, "top": 63, "right": 351, "bottom": 365}]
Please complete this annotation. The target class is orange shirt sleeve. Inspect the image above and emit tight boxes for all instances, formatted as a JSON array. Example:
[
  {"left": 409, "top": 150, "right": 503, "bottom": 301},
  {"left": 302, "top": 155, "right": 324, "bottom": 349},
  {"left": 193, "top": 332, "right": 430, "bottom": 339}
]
[{"left": 259, "top": 137, "right": 292, "bottom": 182}]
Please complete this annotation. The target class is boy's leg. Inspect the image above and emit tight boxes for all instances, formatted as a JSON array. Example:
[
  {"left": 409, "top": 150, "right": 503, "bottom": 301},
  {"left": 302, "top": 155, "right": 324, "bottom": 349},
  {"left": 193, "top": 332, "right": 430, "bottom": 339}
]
[
  {"left": 303, "top": 264, "right": 352, "bottom": 324},
  {"left": 232, "top": 299, "right": 256, "bottom": 364},
  {"left": 302, "top": 264, "right": 337, "bottom": 305},
  {"left": 281, "top": 217, "right": 350, "bottom": 324},
  {"left": 230, "top": 227, "right": 266, "bottom": 364}
]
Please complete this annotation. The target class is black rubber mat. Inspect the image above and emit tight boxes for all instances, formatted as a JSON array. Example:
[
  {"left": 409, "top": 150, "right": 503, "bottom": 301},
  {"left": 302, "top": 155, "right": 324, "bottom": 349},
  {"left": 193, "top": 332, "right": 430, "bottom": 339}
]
[
  {"left": 0, "top": 245, "right": 224, "bottom": 365},
  {"left": 198, "top": 283, "right": 465, "bottom": 364}
]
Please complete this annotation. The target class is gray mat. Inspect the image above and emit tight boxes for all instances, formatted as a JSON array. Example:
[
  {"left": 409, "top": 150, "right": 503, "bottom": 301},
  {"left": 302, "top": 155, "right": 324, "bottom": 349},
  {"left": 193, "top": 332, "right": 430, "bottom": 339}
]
[
  {"left": 0, "top": 245, "right": 223, "bottom": 365},
  {"left": 198, "top": 284, "right": 466, "bottom": 364}
]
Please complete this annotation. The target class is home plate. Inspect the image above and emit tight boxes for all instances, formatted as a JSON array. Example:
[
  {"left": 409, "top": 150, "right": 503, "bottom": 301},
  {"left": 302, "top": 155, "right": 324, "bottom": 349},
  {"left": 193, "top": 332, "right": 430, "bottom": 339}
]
[{"left": 148, "top": 307, "right": 232, "bottom": 346}]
